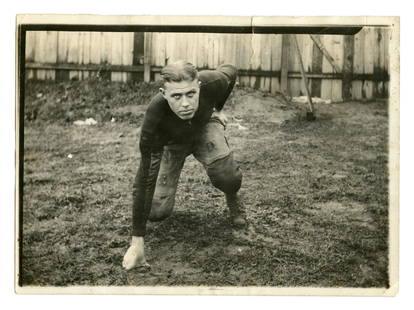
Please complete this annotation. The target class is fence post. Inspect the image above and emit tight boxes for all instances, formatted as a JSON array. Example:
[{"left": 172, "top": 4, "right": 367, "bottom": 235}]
[
  {"left": 132, "top": 32, "right": 145, "bottom": 81},
  {"left": 280, "top": 34, "right": 290, "bottom": 96},
  {"left": 342, "top": 35, "right": 355, "bottom": 101},
  {"left": 144, "top": 32, "right": 152, "bottom": 82}
]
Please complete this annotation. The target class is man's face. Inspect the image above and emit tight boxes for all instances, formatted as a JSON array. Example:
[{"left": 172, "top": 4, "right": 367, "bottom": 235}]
[{"left": 160, "top": 79, "right": 200, "bottom": 120}]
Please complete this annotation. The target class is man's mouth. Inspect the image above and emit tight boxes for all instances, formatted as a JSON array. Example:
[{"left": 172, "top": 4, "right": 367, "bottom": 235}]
[{"left": 180, "top": 110, "right": 194, "bottom": 115}]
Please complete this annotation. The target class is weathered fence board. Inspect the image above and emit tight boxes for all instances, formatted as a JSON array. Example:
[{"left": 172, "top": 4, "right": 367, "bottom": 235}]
[
  {"left": 270, "top": 34, "right": 282, "bottom": 94},
  {"left": 24, "top": 28, "right": 390, "bottom": 101},
  {"left": 321, "top": 35, "right": 334, "bottom": 101}
]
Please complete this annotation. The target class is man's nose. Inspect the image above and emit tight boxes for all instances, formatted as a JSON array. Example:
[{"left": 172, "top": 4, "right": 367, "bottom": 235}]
[{"left": 181, "top": 97, "right": 190, "bottom": 107}]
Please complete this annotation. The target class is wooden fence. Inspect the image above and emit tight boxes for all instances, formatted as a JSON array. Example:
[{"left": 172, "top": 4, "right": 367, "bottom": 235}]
[{"left": 25, "top": 28, "right": 390, "bottom": 101}]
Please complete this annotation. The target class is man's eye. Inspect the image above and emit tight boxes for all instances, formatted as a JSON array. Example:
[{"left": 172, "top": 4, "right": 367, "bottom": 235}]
[
  {"left": 187, "top": 92, "right": 195, "bottom": 98},
  {"left": 173, "top": 95, "right": 181, "bottom": 100}
]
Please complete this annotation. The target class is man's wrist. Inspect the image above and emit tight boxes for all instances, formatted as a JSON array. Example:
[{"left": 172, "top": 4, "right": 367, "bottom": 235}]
[{"left": 131, "top": 236, "right": 144, "bottom": 246}]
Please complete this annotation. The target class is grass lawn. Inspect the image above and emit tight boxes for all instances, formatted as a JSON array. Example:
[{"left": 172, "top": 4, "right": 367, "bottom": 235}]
[{"left": 21, "top": 80, "right": 389, "bottom": 287}]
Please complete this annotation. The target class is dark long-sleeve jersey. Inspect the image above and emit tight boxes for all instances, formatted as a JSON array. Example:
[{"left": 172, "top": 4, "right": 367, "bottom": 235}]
[{"left": 132, "top": 64, "right": 238, "bottom": 236}]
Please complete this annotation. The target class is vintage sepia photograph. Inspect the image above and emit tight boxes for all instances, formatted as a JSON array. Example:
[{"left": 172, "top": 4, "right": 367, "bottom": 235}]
[{"left": 16, "top": 16, "right": 399, "bottom": 295}]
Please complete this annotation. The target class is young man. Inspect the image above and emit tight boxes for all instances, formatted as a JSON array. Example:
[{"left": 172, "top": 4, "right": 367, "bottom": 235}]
[{"left": 123, "top": 60, "right": 246, "bottom": 270}]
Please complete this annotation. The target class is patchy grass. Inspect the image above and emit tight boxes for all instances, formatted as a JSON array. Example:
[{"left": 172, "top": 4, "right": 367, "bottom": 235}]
[{"left": 21, "top": 80, "right": 389, "bottom": 287}]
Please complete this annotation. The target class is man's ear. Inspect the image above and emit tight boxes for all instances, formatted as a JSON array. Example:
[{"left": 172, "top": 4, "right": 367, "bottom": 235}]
[{"left": 159, "top": 88, "right": 166, "bottom": 97}]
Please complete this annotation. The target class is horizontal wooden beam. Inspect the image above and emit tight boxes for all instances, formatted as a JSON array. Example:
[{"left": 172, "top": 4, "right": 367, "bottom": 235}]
[
  {"left": 21, "top": 24, "right": 363, "bottom": 35},
  {"left": 25, "top": 62, "right": 152, "bottom": 73},
  {"left": 25, "top": 62, "right": 390, "bottom": 82}
]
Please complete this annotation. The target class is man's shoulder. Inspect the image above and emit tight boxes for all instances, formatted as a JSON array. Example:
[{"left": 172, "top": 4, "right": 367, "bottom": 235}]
[
  {"left": 199, "top": 64, "right": 237, "bottom": 85},
  {"left": 147, "top": 92, "right": 167, "bottom": 113}
]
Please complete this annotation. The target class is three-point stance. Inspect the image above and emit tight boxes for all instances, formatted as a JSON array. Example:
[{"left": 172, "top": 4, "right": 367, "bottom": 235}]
[{"left": 123, "top": 61, "right": 246, "bottom": 270}]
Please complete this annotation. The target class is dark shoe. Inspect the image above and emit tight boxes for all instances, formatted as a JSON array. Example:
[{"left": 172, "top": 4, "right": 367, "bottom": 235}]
[{"left": 225, "top": 193, "right": 247, "bottom": 228}]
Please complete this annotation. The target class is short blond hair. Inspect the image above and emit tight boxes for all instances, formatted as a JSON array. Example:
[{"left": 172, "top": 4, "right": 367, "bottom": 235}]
[{"left": 160, "top": 60, "right": 198, "bottom": 83}]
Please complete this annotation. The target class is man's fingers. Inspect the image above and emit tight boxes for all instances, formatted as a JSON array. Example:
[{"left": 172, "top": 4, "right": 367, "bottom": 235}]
[{"left": 122, "top": 244, "right": 149, "bottom": 270}]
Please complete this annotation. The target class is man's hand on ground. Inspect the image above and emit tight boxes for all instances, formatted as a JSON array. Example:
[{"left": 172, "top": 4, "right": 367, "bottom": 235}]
[
  {"left": 122, "top": 236, "right": 150, "bottom": 270},
  {"left": 212, "top": 110, "right": 228, "bottom": 127}
]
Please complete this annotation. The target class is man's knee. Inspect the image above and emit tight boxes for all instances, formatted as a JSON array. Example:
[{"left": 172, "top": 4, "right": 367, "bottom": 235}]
[
  {"left": 207, "top": 153, "right": 242, "bottom": 194},
  {"left": 148, "top": 195, "right": 175, "bottom": 221}
]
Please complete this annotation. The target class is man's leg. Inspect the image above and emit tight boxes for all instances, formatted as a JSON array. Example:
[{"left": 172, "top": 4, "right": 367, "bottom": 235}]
[
  {"left": 148, "top": 144, "right": 189, "bottom": 221},
  {"left": 193, "top": 119, "right": 246, "bottom": 227}
]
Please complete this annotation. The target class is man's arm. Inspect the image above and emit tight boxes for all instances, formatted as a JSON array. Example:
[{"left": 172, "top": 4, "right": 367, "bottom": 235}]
[
  {"left": 131, "top": 135, "right": 163, "bottom": 236},
  {"left": 131, "top": 99, "right": 165, "bottom": 237},
  {"left": 123, "top": 100, "right": 164, "bottom": 270},
  {"left": 214, "top": 64, "right": 238, "bottom": 111}
]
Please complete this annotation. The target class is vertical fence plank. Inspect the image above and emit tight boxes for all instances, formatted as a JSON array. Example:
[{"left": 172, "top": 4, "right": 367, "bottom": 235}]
[
  {"left": 151, "top": 32, "right": 158, "bottom": 67},
  {"left": 67, "top": 32, "right": 81, "bottom": 80},
  {"left": 374, "top": 27, "right": 387, "bottom": 97},
  {"left": 199, "top": 33, "right": 208, "bottom": 69},
  {"left": 45, "top": 31, "right": 58, "bottom": 80},
  {"left": 111, "top": 33, "right": 123, "bottom": 82},
  {"left": 89, "top": 32, "right": 102, "bottom": 64},
  {"left": 363, "top": 28, "right": 375, "bottom": 100},
  {"left": 81, "top": 32, "right": 91, "bottom": 80},
  {"left": 132, "top": 32, "right": 144, "bottom": 81},
  {"left": 377, "top": 28, "right": 386, "bottom": 97},
  {"left": 301, "top": 34, "right": 314, "bottom": 96},
  {"left": 25, "top": 31, "right": 36, "bottom": 62},
  {"left": 213, "top": 34, "right": 220, "bottom": 69},
  {"left": 270, "top": 34, "right": 282, "bottom": 94},
  {"left": 301, "top": 35, "right": 313, "bottom": 73},
  {"left": 288, "top": 34, "right": 302, "bottom": 96},
  {"left": 217, "top": 34, "right": 225, "bottom": 65},
  {"left": 321, "top": 35, "right": 334, "bottom": 100},
  {"left": 191, "top": 32, "right": 200, "bottom": 67},
  {"left": 88, "top": 32, "right": 102, "bottom": 79},
  {"left": 331, "top": 36, "right": 343, "bottom": 102},
  {"left": 206, "top": 34, "right": 213, "bottom": 69},
  {"left": 25, "top": 31, "right": 36, "bottom": 79},
  {"left": 311, "top": 35, "right": 323, "bottom": 98},
  {"left": 177, "top": 33, "right": 188, "bottom": 62},
  {"left": 352, "top": 29, "right": 365, "bottom": 100},
  {"left": 123, "top": 32, "right": 134, "bottom": 82},
  {"left": 34, "top": 31, "right": 47, "bottom": 80},
  {"left": 238, "top": 34, "right": 250, "bottom": 87},
  {"left": 383, "top": 28, "right": 390, "bottom": 97},
  {"left": 260, "top": 34, "right": 271, "bottom": 92},
  {"left": 280, "top": 34, "right": 290, "bottom": 95},
  {"left": 224, "top": 34, "right": 235, "bottom": 66},
  {"left": 168, "top": 33, "right": 179, "bottom": 64},
  {"left": 156, "top": 32, "right": 164, "bottom": 67},
  {"left": 56, "top": 32, "right": 69, "bottom": 81},
  {"left": 249, "top": 34, "right": 261, "bottom": 89},
  {"left": 76, "top": 32, "right": 84, "bottom": 80},
  {"left": 298, "top": 34, "right": 313, "bottom": 96},
  {"left": 143, "top": 32, "right": 152, "bottom": 82},
  {"left": 342, "top": 35, "right": 354, "bottom": 101},
  {"left": 151, "top": 32, "right": 160, "bottom": 81},
  {"left": 101, "top": 32, "right": 112, "bottom": 65},
  {"left": 99, "top": 32, "right": 112, "bottom": 81},
  {"left": 37, "top": 31, "right": 47, "bottom": 80}
]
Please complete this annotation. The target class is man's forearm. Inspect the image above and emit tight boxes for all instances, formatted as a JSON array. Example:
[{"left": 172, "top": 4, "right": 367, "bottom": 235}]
[{"left": 131, "top": 150, "right": 162, "bottom": 236}]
